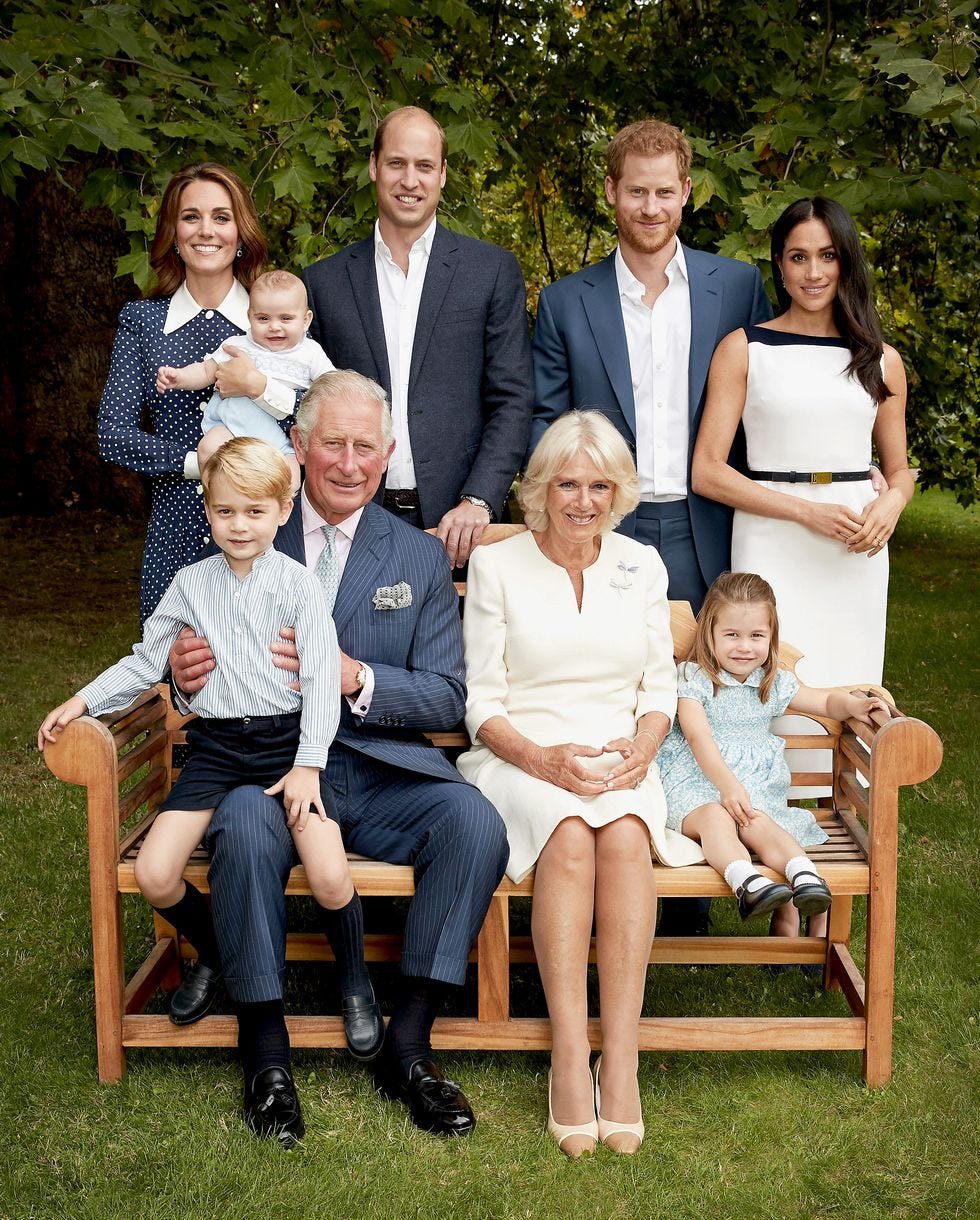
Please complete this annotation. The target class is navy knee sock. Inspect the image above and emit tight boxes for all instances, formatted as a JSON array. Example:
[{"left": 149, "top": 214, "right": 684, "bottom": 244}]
[
  {"left": 386, "top": 976, "right": 450, "bottom": 1074},
  {"left": 154, "top": 881, "right": 220, "bottom": 971},
  {"left": 320, "top": 891, "right": 371, "bottom": 999},
  {"left": 236, "top": 999, "right": 290, "bottom": 1083}
]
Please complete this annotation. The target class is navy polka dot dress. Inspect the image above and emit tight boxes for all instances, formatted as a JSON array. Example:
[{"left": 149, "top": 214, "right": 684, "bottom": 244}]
[{"left": 98, "top": 298, "right": 246, "bottom": 624}]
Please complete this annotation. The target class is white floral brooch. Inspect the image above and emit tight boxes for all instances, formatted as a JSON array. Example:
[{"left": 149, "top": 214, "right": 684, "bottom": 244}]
[
  {"left": 609, "top": 560, "right": 638, "bottom": 593},
  {"left": 373, "top": 581, "right": 413, "bottom": 610}
]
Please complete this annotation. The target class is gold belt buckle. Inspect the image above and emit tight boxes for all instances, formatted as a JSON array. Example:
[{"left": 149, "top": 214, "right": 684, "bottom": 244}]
[{"left": 811, "top": 471, "right": 833, "bottom": 485}]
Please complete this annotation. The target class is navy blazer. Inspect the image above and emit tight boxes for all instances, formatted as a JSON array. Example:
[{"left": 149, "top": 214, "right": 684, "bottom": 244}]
[
  {"left": 276, "top": 501, "right": 464, "bottom": 782},
  {"left": 530, "top": 245, "right": 772, "bottom": 587},
  {"left": 302, "top": 223, "right": 533, "bottom": 526}
]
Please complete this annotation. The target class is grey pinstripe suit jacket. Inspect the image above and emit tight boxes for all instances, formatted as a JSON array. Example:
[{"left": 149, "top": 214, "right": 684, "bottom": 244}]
[{"left": 276, "top": 501, "right": 465, "bottom": 782}]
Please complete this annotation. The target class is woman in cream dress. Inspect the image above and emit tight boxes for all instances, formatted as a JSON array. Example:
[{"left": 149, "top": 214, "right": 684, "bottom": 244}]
[{"left": 458, "top": 412, "right": 702, "bottom": 1158}]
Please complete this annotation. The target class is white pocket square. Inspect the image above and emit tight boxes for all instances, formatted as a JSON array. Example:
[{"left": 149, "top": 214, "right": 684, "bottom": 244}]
[{"left": 373, "top": 581, "right": 413, "bottom": 610}]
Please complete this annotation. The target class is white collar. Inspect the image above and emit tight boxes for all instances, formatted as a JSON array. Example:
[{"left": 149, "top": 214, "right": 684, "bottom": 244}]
[
  {"left": 163, "top": 279, "right": 250, "bottom": 335},
  {"left": 374, "top": 216, "right": 437, "bottom": 263},
  {"left": 615, "top": 241, "right": 688, "bottom": 300},
  {"left": 300, "top": 489, "right": 364, "bottom": 547}
]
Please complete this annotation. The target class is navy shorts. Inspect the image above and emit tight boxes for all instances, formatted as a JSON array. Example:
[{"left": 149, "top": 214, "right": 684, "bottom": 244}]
[{"left": 160, "top": 711, "right": 338, "bottom": 820}]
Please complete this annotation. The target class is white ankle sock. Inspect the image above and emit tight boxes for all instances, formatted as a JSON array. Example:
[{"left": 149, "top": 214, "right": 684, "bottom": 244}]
[
  {"left": 724, "top": 860, "right": 766, "bottom": 894},
  {"left": 785, "top": 855, "right": 820, "bottom": 886}
]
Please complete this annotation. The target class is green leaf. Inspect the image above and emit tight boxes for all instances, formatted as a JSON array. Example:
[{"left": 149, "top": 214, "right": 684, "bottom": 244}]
[{"left": 270, "top": 153, "right": 319, "bottom": 207}]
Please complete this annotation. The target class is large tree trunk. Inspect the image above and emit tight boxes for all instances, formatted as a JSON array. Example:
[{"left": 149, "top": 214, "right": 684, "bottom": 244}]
[{"left": 0, "top": 164, "right": 145, "bottom": 515}]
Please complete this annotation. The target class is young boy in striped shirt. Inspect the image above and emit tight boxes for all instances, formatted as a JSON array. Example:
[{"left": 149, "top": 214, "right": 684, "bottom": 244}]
[{"left": 39, "top": 437, "right": 382, "bottom": 1073}]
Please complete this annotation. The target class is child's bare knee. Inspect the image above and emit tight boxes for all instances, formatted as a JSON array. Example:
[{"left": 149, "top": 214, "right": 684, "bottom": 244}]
[{"left": 311, "top": 861, "right": 354, "bottom": 909}]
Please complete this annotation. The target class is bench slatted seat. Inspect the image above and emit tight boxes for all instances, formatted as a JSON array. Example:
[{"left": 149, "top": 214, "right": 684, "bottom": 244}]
[{"left": 43, "top": 528, "right": 942, "bottom": 1087}]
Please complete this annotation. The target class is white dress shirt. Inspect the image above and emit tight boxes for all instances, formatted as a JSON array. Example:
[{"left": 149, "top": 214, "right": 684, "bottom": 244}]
[
  {"left": 79, "top": 548, "right": 341, "bottom": 769},
  {"left": 616, "top": 243, "right": 692, "bottom": 500},
  {"left": 374, "top": 217, "right": 438, "bottom": 490},
  {"left": 301, "top": 490, "right": 375, "bottom": 716}
]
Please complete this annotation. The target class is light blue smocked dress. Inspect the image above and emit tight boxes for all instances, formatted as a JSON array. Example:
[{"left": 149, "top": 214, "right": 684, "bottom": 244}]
[{"left": 659, "top": 662, "right": 828, "bottom": 847}]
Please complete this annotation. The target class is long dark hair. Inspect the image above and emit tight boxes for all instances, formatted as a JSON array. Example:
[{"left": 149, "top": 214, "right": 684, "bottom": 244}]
[
  {"left": 771, "top": 197, "right": 890, "bottom": 403},
  {"left": 148, "top": 163, "right": 267, "bottom": 299}
]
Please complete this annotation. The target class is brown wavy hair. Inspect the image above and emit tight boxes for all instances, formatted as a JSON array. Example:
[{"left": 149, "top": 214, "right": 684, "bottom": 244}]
[
  {"left": 686, "top": 571, "right": 780, "bottom": 703},
  {"left": 606, "top": 119, "right": 693, "bottom": 183},
  {"left": 148, "top": 163, "right": 267, "bottom": 299}
]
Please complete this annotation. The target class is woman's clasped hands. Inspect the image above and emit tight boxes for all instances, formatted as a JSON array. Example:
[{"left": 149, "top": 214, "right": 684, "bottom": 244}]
[{"left": 526, "top": 729, "right": 658, "bottom": 796}]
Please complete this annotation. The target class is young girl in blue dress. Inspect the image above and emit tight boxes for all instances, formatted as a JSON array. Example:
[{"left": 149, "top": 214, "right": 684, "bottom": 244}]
[{"left": 658, "top": 571, "right": 889, "bottom": 932}]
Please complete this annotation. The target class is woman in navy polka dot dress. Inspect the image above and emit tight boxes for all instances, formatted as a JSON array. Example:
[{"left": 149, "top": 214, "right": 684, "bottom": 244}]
[{"left": 98, "top": 164, "right": 268, "bottom": 623}]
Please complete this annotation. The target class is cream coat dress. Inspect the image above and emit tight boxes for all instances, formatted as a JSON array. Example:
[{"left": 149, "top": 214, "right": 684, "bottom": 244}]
[{"left": 457, "top": 530, "right": 705, "bottom": 882}]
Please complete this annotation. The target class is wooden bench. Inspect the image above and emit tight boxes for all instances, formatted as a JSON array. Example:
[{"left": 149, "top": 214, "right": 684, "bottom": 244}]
[{"left": 43, "top": 532, "right": 942, "bottom": 1088}]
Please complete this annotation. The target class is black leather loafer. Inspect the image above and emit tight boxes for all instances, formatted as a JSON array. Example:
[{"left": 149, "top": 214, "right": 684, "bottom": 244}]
[
  {"left": 375, "top": 1054, "right": 476, "bottom": 1137},
  {"left": 792, "top": 876, "right": 832, "bottom": 916},
  {"left": 242, "top": 1066, "right": 305, "bottom": 1148},
  {"left": 168, "top": 961, "right": 221, "bottom": 1026},
  {"left": 341, "top": 992, "right": 385, "bottom": 1062},
  {"left": 736, "top": 874, "right": 794, "bottom": 921}
]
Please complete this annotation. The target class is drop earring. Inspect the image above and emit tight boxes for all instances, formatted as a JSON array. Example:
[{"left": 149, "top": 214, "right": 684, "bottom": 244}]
[{"left": 236, "top": 246, "right": 244, "bottom": 258}]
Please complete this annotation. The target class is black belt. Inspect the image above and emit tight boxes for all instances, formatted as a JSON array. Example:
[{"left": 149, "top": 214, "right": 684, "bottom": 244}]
[
  {"left": 383, "top": 488, "right": 421, "bottom": 510},
  {"left": 748, "top": 469, "right": 871, "bottom": 485}
]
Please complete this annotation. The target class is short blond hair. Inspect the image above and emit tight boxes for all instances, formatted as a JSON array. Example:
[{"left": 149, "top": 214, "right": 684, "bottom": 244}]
[
  {"left": 201, "top": 436, "right": 293, "bottom": 504},
  {"left": 606, "top": 119, "right": 692, "bottom": 182},
  {"left": 250, "top": 268, "right": 308, "bottom": 302},
  {"left": 295, "top": 370, "right": 394, "bottom": 450},
  {"left": 520, "top": 412, "right": 640, "bottom": 532}
]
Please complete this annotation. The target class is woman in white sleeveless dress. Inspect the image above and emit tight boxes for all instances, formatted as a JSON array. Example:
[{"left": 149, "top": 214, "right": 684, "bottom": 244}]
[
  {"left": 691, "top": 197, "right": 913, "bottom": 933},
  {"left": 693, "top": 197, "right": 912, "bottom": 686}
]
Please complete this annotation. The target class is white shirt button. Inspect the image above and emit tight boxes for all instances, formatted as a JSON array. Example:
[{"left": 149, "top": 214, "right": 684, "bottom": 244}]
[{"left": 205, "top": 310, "right": 215, "bottom": 319}]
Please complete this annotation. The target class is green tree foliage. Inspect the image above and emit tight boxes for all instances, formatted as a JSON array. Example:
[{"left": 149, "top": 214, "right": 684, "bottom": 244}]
[{"left": 0, "top": 0, "right": 976, "bottom": 503}]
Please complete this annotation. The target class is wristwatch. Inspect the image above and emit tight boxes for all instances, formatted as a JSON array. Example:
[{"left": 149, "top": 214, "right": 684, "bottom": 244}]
[
  {"left": 352, "top": 662, "right": 368, "bottom": 694},
  {"left": 460, "top": 494, "right": 493, "bottom": 519}
]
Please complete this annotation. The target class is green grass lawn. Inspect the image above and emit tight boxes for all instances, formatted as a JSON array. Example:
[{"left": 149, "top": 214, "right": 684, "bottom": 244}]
[{"left": 1, "top": 491, "right": 977, "bottom": 1220}]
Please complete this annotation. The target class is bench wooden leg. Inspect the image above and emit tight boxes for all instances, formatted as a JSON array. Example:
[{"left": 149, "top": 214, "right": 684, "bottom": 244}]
[
  {"left": 89, "top": 876, "right": 126, "bottom": 1083},
  {"left": 824, "top": 895, "right": 852, "bottom": 992},
  {"left": 477, "top": 893, "right": 510, "bottom": 1024},
  {"left": 863, "top": 885, "right": 896, "bottom": 1087}
]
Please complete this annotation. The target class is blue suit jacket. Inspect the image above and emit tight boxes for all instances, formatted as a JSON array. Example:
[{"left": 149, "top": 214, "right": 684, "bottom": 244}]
[
  {"left": 302, "top": 223, "right": 533, "bottom": 526},
  {"left": 276, "top": 501, "right": 464, "bottom": 782},
  {"left": 530, "top": 245, "right": 772, "bottom": 587}
]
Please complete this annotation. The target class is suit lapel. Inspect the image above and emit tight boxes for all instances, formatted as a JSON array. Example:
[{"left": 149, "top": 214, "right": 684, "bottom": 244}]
[
  {"left": 685, "top": 245, "right": 723, "bottom": 421},
  {"left": 275, "top": 497, "right": 306, "bottom": 564},
  {"left": 346, "top": 239, "right": 391, "bottom": 390},
  {"left": 581, "top": 252, "right": 636, "bottom": 435},
  {"left": 409, "top": 223, "right": 458, "bottom": 390},
  {"left": 332, "top": 504, "right": 392, "bottom": 637}
]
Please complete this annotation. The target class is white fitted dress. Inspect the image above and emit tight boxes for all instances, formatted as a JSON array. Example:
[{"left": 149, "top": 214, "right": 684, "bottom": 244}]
[
  {"left": 456, "top": 530, "right": 705, "bottom": 882},
  {"left": 731, "top": 327, "right": 888, "bottom": 686}
]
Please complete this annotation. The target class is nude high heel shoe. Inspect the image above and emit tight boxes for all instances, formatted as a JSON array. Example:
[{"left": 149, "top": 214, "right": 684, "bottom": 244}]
[
  {"left": 546, "top": 1069, "right": 598, "bottom": 1158},
  {"left": 593, "top": 1056, "right": 644, "bottom": 1154}
]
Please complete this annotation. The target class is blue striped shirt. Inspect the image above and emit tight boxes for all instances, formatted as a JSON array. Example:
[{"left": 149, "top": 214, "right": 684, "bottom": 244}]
[{"left": 78, "top": 548, "right": 340, "bottom": 768}]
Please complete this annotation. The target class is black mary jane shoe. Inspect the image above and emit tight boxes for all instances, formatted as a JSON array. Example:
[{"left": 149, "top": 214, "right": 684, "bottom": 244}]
[
  {"left": 242, "top": 1066, "right": 305, "bottom": 1148},
  {"left": 791, "top": 874, "right": 833, "bottom": 917},
  {"left": 375, "top": 1051, "right": 476, "bottom": 1137},
  {"left": 736, "top": 874, "right": 794, "bottom": 921},
  {"left": 168, "top": 961, "right": 221, "bottom": 1026},
  {"left": 341, "top": 991, "right": 385, "bottom": 1062}
]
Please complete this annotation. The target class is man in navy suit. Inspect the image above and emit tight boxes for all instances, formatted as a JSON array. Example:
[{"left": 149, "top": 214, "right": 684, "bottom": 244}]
[
  {"left": 171, "top": 370, "right": 508, "bottom": 1143},
  {"left": 301, "top": 106, "right": 533, "bottom": 568},
  {"left": 530, "top": 119, "right": 771, "bottom": 938},
  {"left": 530, "top": 118, "right": 772, "bottom": 612}
]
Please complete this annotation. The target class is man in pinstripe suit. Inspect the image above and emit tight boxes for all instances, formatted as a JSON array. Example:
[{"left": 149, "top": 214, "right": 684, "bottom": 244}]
[{"left": 172, "top": 370, "right": 508, "bottom": 1142}]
